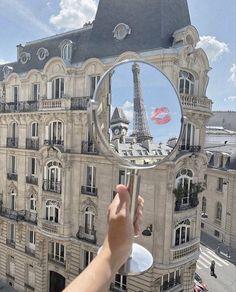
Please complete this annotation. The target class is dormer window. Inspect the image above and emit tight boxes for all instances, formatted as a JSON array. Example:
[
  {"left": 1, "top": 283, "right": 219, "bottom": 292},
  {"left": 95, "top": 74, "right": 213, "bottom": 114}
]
[
  {"left": 37, "top": 48, "right": 49, "bottom": 61},
  {"left": 60, "top": 40, "right": 73, "bottom": 61},
  {"left": 20, "top": 52, "right": 31, "bottom": 64}
]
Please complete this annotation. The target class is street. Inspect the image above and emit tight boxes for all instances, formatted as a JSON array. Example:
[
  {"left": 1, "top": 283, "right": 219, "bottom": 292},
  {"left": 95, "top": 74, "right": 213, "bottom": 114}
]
[{"left": 197, "top": 245, "right": 236, "bottom": 292}]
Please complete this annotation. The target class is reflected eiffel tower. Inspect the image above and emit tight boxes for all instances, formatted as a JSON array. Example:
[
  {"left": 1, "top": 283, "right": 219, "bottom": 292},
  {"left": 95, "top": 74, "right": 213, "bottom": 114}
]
[{"left": 132, "top": 63, "right": 153, "bottom": 142}]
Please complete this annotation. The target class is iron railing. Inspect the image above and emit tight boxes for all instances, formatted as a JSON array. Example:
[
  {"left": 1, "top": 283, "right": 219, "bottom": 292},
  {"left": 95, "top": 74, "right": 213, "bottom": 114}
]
[
  {"left": 26, "top": 138, "right": 39, "bottom": 150},
  {"left": 25, "top": 246, "right": 36, "bottom": 256},
  {"left": 0, "top": 207, "right": 37, "bottom": 224},
  {"left": 6, "top": 137, "right": 18, "bottom": 148},
  {"left": 160, "top": 277, "right": 181, "bottom": 291},
  {"left": 76, "top": 226, "right": 97, "bottom": 244},
  {"left": 48, "top": 254, "right": 66, "bottom": 266},
  {"left": 7, "top": 173, "right": 18, "bottom": 181},
  {"left": 26, "top": 176, "right": 38, "bottom": 186},
  {"left": 71, "top": 96, "right": 90, "bottom": 110},
  {"left": 81, "top": 141, "right": 99, "bottom": 155},
  {"left": 81, "top": 185, "right": 97, "bottom": 196},
  {"left": 6, "top": 238, "right": 15, "bottom": 248},
  {"left": 43, "top": 180, "right": 62, "bottom": 194},
  {"left": 179, "top": 145, "right": 201, "bottom": 152},
  {"left": 0, "top": 101, "right": 38, "bottom": 113},
  {"left": 44, "top": 139, "right": 64, "bottom": 146}
]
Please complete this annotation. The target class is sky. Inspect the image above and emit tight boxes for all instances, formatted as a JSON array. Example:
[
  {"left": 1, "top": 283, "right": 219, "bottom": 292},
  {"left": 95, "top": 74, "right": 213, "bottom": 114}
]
[{"left": 0, "top": 0, "right": 235, "bottom": 111}]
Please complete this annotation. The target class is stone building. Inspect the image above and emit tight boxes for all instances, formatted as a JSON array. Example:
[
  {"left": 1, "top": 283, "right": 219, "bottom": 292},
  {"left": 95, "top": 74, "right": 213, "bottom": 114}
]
[
  {"left": 201, "top": 115, "right": 236, "bottom": 253},
  {"left": 0, "top": 1, "right": 212, "bottom": 291}
]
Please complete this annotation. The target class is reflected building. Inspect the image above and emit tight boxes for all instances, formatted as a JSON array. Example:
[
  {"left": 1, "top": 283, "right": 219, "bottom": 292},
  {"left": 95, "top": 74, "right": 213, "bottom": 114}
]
[{"left": 0, "top": 1, "right": 212, "bottom": 291}]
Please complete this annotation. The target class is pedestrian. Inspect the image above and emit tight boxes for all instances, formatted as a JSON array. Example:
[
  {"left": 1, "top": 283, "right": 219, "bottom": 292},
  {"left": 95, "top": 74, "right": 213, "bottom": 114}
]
[{"left": 210, "top": 260, "right": 217, "bottom": 278}]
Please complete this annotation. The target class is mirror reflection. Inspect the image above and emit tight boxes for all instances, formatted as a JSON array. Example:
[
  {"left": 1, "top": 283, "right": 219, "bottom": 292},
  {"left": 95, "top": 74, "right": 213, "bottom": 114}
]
[{"left": 94, "top": 60, "right": 183, "bottom": 167}]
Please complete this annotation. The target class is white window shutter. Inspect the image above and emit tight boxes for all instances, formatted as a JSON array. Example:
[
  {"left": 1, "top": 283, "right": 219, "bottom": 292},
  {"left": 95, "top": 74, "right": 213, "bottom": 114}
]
[{"left": 47, "top": 82, "right": 52, "bottom": 99}]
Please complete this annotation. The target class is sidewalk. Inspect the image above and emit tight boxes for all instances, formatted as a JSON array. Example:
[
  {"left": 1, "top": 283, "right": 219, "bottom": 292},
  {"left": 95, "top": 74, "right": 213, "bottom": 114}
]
[
  {"left": 201, "top": 231, "right": 236, "bottom": 264},
  {"left": 0, "top": 280, "right": 17, "bottom": 291}
]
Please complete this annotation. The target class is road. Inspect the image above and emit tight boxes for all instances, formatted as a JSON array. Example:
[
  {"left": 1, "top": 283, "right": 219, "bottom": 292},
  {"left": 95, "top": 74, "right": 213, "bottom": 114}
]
[{"left": 196, "top": 245, "right": 236, "bottom": 292}]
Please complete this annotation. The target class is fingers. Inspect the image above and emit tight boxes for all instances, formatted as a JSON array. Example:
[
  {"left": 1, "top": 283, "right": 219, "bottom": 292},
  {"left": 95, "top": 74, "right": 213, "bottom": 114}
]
[{"left": 134, "top": 196, "right": 144, "bottom": 236}]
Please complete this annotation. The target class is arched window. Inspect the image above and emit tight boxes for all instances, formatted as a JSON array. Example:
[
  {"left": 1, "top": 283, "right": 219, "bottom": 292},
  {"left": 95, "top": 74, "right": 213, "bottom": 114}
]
[
  {"left": 46, "top": 200, "right": 60, "bottom": 223},
  {"left": 52, "top": 78, "right": 64, "bottom": 99},
  {"left": 62, "top": 43, "right": 72, "bottom": 61},
  {"left": 176, "top": 169, "right": 193, "bottom": 205},
  {"left": 202, "top": 196, "right": 207, "bottom": 213},
  {"left": 216, "top": 202, "right": 222, "bottom": 221},
  {"left": 174, "top": 219, "right": 190, "bottom": 246},
  {"left": 9, "top": 190, "right": 16, "bottom": 210},
  {"left": 30, "top": 194, "right": 36, "bottom": 212},
  {"left": 31, "top": 122, "right": 38, "bottom": 138},
  {"left": 43, "top": 161, "right": 62, "bottom": 194},
  {"left": 179, "top": 70, "right": 195, "bottom": 95},
  {"left": 84, "top": 207, "right": 95, "bottom": 234}
]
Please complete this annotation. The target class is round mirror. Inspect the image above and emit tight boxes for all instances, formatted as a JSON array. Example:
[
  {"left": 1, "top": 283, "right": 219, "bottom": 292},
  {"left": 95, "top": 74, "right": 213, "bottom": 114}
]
[{"left": 90, "top": 60, "right": 183, "bottom": 169}]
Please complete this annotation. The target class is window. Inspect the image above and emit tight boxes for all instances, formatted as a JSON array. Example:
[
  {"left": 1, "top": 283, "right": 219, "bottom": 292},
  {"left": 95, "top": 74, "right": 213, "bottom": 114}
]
[
  {"left": 31, "top": 122, "right": 38, "bottom": 138},
  {"left": 30, "top": 195, "right": 36, "bottom": 212},
  {"left": 62, "top": 43, "right": 72, "bottom": 60},
  {"left": 46, "top": 200, "right": 60, "bottom": 223},
  {"left": 219, "top": 155, "right": 224, "bottom": 168},
  {"left": 114, "top": 274, "right": 127, "bottom": 291},
  {"left": 44, "top": 161, "right": 62, "bottom": 193},
  {"left": 214, "top": 230, "right": 220, "bottom": 238},
  {"left": 202, "top": 196, "right": 207, "bottom": 213},
  {"left": 9, "top": 156, "right": 16, "bottom": 174},
  {"left": 215, "top": 202, "right": 222, "bottom": 222},
  {"left": 86, "top": 166, "right": 96, "bottom": 190},
  {"left": 50, "top": 242, "right": 65, "bottom": 263},
  {"left": 9, "top": 190, "right": 16, "bottom": 210},
  {"left": 28, "top": 230, "right": 36, "bottom": 248},
  {"left": 181, "top": 123, "right": 196, "bottom": 150},
  {"left": 7, "top": 223, "right": 15, "bottom": 243},
  {"left": 8, "top": 256, "right": 15, "bottom": 278},
  {"left": 46, "top": 121, "right": 64, "bottom": 145},
  {"left": 84, "top": 208, "right": 95, "bottom": 234},
  {"left": 179, "top": 71, "right": 194, "bottom": 95},
  {"left": 119, "top": 169, "right": 126, "bottom": 184},
  {"left": 10, "top": 122, "right": 18, "bottom": 139},
  {"left": 161, "top": 270, "right": 180, "bottom": 291},
  {"left": 27, "top": 265, "right": 35, "bottom": 288},
  {"left": 90, "top": 75, "right": 100, "bottom": 97},
  {"left": 176, "top": 169, "right": 193, "bottom": 205},
  {"left": 84, "top": 250, "right": 93, "bottom": 268},
  {"left": 217, "top": 177, "right": 223, "bottom": 192},
  {"left": 32, "top": 83, "right": 40, "bottom": 100},
  {"left": 28, "top": 157, "right": 36, "bottom": 176},
  {"left": 52, "top": 78, "right": 64, "bottom": 99},
  {"left": 174, "top": 219, "right": 190, "bottom": 246},
  {"left": 201, "top": 222, "right": 204, "bottom": 229},
  {"left": 12, "top": 86, "right": 18, "bottom": 104},
  {"left": 204, "top": 174, "right": 207, "bottom": 188}
]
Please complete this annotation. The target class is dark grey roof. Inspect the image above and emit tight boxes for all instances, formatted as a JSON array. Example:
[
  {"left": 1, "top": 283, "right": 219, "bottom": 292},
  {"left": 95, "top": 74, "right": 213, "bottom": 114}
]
[
  {"left": 0, "top": 0, "right": 190, "bottom": 81},
  {"left": 207, "top": 111, "right": 236, "bottom": 131},
  {"left": 111, "top": 107, "right": 130, "bottom": 125}
]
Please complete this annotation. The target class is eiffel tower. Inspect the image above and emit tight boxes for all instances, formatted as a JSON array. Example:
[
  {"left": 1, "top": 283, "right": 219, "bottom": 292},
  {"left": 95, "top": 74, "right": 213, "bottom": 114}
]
[{"left": 132, "top": 62, "right": 153, "bottom": 142}]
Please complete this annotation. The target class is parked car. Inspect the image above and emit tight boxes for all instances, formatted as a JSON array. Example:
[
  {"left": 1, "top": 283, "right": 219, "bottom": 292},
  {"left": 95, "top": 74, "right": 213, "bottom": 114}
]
[{"left": 194, "top": 273, "right": 208, "bottom": 292}]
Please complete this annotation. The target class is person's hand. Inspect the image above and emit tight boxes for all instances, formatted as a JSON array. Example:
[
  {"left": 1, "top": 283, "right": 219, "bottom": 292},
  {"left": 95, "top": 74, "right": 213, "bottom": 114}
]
[{"left": 101, "top": 184, "right": 144, "bottom": 271}]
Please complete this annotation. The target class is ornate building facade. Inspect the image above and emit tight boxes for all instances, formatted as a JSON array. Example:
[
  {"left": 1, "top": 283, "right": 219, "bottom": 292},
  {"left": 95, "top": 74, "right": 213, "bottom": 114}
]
[{"left": 0, "top": 1, "right": 212, "bottom": 291}]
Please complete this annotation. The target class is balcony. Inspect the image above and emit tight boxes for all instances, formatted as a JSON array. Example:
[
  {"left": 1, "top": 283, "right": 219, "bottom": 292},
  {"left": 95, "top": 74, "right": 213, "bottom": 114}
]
[
  {"left": 48, "top": 254, "right": 66, "bottom": 266},
  {"left": 26, "top": 175, "right": 38, "bottom": 186},
  {"left": 180, "top": 94, "right": 212, "bottom": 113},
  {"left": 39, "top": 98, "right": 71, "bottom": 111},
  {"left": 6, "top": 137, "right": 18, "bottom": 148},
  {"left": 110, "top": 283, "right": 126, "bottom": 292},
  {"left": 76, "top": 226, "right": 97, "bottom": 244},
  {"left": 26, "top": 138, "right": 39, "bottom": 150},
  {"left": 7, "top": 173, "right": 18, "bottom": 181},
  {"left": 42, "top": 221, "right": 59, "bottom": 234},
  {"left": 43, "top": 180, "right": 62, "bottom": 194},
  {"left": 71, "top": 96, "right": 90, "bottom": 110},
  {"left": 0, "top": 101, "right": 38, "bottom": 113},
  {"left": 81, "top": 185, "right": 97, "bottom": 197},
  {"left": 160, "top": 277, "right": 181, "bottom": 291},
  {"left": 6, "top": 238, "right": 15, "bottom": 248},
  {"left": 170, "top": 239, "right": 199, "bottom": 261},
  {"left": 0, "top": 207, "right": 37, "bottom": 224},
  {"left": 25, "top": 246, "right": 35, "bottom": 257},
  {"left": 175, "top": 197, "right": 199, "bottom": 212},
  {"left": 81, "top": 141, "right": 99, "bottom": 155},
  {"left": 44, "top": 139, "right": 64, "bottom": 147},
  {"left": 178, "top": 145, "right": 201, "bottom": 153}
]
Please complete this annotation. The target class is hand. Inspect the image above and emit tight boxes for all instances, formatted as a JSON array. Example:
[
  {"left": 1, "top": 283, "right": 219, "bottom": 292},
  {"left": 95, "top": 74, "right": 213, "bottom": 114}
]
[{"left": 101, "top": 184, "right": 144, "bottom": 271}]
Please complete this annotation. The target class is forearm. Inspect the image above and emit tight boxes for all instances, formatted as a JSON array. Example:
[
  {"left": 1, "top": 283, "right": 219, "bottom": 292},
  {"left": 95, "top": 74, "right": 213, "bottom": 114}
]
[{"left": 63, "top": 249, "right": 118, "bottom": 292}]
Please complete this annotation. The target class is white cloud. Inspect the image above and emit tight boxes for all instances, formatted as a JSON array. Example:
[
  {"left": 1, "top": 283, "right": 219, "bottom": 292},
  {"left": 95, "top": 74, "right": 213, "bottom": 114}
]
[
  {"left": 0, "top": 58, "right": 11, "bottom": 65},
  {"left": 121, "top": 101, "right": 133, "bottom": 123},
  {"left": 224, "top": 96, "right": 236, "bottom": 101},
  {"left": 50, "top": 0, "right": 98, "bottom": 30},
  {"left": 197, "top": 36, "right": 229, "bottom": 63},
  {"left": 230, "top": 64, "right": 236, "bottom": 86}
]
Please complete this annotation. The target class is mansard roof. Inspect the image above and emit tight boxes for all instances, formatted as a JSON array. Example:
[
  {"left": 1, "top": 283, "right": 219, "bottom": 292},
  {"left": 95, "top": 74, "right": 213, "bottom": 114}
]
[
  {"left": 111, "top": 107, "right": 130, "bottom": 125},
  {"left": 208, "top": 111, "right": 236, "bottom": 132},
  {"left": 0, "top": 0, "right": 191, "bottom": 81}
]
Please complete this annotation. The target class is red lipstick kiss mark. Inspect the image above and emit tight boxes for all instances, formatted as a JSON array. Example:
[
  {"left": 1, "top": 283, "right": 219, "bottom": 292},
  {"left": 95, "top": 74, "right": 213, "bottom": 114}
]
[{"left": 151, "top": 107, "right": 171, "bottom": 125}]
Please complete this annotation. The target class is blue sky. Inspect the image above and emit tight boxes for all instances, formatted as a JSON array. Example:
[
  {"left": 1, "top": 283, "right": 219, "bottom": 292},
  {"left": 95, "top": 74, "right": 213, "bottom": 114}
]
[{"left": 0, "top": 0, "right": 235, "bottom": 110}]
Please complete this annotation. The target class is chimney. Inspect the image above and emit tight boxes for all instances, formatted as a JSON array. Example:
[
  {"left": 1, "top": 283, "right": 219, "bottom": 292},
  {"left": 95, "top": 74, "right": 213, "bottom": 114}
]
[{"left": 16, "top": 44, "right": 24, "bottom": 61}]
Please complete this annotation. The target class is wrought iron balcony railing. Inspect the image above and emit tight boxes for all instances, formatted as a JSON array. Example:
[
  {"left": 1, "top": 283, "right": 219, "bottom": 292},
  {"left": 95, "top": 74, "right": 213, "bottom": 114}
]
[
  {"left": 160, "top": 277, "right": 181, "bottom": 291},
  {"left": 44, "top": 139, "right": 64, "bottom": 146},
  {"left": 48, "top": 254, "right": 66, "bottom": 266},
  {"left": 110, "top": 283, "right": 127, "bottom": 292},
  {"left": 6, "top": 238, "right": 15, "bottom": 248},
  {"left": 26, "top": 138, "right": 39, "bottom": 150},
  {"left": 81, "top": 141, "right": 99, "bottom": 155},
  {"left": 26, "top": 176, "right": 38, "bottom": 186},
  {"left": 43, "top": 179, "right": 62, "bottom": 194},
  {"left": 81, "top": 185, "right": 98, "bottom": 196},
  {"left": 6, "top": 137, "right": 18, "bottom": 148},
  {"left": 7, "top": 173, "right": 18, "bottom": 181},
  {"left": 0, "top": 101, "right": 38, "bottom": 113},
  {"left": 71, "top": 96, "right": 90, "bottom": 110},
  {"left": 76, "top": 226, "right": 97, "bottom": 244},
  {"left": 25, "top": 246, "right": 35, "bottom": 256},
  {"left": 178, "top": 145, "right": 201, "bottom": 152},
  {"left": 0, "top": 207, "right": 37, "bottom": 224}
]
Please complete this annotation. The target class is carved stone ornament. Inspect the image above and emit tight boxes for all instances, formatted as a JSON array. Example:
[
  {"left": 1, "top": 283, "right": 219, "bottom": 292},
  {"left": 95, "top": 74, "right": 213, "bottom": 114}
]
[
  {"left": 37, "top": 47, "right": 49, "bottom": 61},
  {"left": 113, "top": 23, "right": 131, "bottom": 40},
  {"left": 81, "top": 198, "right": 97, "bottom": 215},
  {"left": 20, "top": 52, "right": 31, "bottom": 64},
  {"left": 2, "top": 65, "right": 13, "bottom": 78}
]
